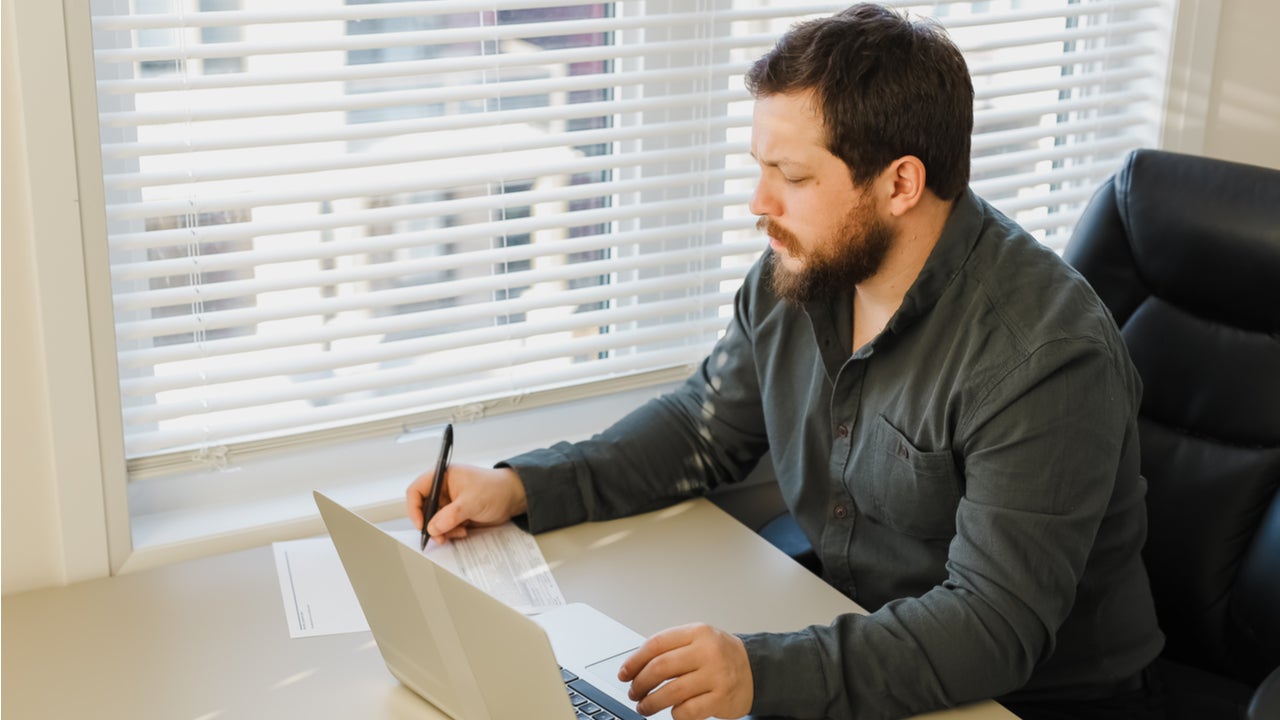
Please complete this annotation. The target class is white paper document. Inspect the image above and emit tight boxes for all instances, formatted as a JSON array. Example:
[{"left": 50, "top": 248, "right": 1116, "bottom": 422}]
[{"left": 273, "top": 523, "right": 564, "bottom": 638}]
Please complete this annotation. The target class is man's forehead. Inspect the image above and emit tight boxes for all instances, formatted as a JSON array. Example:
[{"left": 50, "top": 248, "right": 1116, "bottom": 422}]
[{"left": 751, "top": 92, "right": 829, "bottom": 164}]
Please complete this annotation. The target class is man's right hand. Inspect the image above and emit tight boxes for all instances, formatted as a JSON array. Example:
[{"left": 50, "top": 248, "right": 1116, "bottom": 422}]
[{"left": 406, "top": 464, "right": 528, "bottom": 544}]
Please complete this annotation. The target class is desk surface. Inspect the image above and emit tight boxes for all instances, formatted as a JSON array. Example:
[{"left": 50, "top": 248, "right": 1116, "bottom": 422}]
[{"left": 2, "top": 499, "right": 1014, "bottom": 719}]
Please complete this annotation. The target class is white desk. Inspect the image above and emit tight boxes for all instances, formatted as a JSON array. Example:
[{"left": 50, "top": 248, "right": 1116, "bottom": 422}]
[{"left": 2, "top": 499, "right": 1015, "bottom": 719}]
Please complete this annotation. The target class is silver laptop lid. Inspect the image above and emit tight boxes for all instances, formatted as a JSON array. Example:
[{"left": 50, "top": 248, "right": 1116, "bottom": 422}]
[{"left": 313, "top": 491, "right": 575, "bottom": 720}]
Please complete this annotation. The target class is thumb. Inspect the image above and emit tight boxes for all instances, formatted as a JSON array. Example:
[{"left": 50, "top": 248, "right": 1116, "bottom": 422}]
[{"left": 426, "top": 501, "right": 467, "bottom": 538}]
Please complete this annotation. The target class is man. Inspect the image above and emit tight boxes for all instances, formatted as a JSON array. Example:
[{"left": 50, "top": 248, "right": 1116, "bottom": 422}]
[{"left": 407, "top": 5, "right": 1165, "bottom": 720}]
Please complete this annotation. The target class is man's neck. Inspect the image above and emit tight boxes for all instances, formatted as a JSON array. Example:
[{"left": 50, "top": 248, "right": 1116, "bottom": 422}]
[{"left": 851, "top": 195, "right": 953, "bottom": 352}]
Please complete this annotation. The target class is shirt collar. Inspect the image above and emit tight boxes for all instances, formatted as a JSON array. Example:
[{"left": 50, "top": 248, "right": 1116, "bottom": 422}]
[{"left": 885, "top": 187, "right": 985, "bottom": 336}]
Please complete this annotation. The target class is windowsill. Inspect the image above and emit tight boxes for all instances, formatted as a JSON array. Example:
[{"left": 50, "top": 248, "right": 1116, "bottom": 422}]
[{"left": 119, "top": 383, "right": 685, "bottom": 575}]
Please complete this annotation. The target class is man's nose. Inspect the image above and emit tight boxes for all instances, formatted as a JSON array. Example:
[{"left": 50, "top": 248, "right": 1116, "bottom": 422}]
[{"left": 749, "top": 179, "right": 778, "bottom": 217}]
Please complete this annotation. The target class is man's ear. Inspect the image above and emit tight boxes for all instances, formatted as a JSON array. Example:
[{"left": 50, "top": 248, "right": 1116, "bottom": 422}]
[{"left": 883, "top": 155, "right": 926, "bottom": 217}]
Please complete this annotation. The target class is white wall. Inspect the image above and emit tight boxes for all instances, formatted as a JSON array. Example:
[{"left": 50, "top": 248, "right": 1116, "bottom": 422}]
[
  {"left": 3, "top": 0, "right": 112, "bottom": 595},
  {"left": 1200, "top": 0, "right": 1280, "bottom": 169},
  {"left": 2, "top": 0, "right": 67, "bottom": 592},
  {"left": 4, "top": 0, "right": 1279, "bottom": 595}
]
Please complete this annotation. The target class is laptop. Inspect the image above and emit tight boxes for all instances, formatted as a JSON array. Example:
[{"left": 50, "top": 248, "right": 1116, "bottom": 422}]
[{"left": 313, "top": 491, "right": 671, "bottom": 720}]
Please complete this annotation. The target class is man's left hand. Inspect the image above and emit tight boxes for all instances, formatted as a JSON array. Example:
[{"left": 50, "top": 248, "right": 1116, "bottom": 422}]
[{"left": 618, "top": 623, "right": 753, "bottom": 720}]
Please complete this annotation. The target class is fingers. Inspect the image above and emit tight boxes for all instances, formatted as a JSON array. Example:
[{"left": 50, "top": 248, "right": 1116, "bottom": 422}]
[
  {"left": 637, "top": 676, "right": 705, "bottom": 720},
  {"left": 425, "top": 498, "right": 468, "bottom": 540},
  {"left": 404, "top": 469, "right": 442, "bottom": 531},
  {"left": 649, "top": 686, "right": 722, "bottom": 720},
  {"left": 619, "top": 624, "right": 753, "bottom": 720},
  {"left": 405, "top": 464, "right": 528, "bottom": 542},
  {"left": 620, "top": 626, "right": 698, "bottom": 694}
]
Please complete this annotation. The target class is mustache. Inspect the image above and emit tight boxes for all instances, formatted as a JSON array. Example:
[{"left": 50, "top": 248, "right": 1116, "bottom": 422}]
[{"left": 756, "top": 216, "right": 798, "bottom": 247}]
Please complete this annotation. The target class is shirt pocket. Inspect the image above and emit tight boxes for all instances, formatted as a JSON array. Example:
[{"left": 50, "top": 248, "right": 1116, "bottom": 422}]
[{"left": 854, "top": 415, "right": 962, "bottom": 540}]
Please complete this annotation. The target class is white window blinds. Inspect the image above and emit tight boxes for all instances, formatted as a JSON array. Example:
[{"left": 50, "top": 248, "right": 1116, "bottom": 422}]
[{"left": 88, "top": 0, "right": 1171, "bottom": 471}]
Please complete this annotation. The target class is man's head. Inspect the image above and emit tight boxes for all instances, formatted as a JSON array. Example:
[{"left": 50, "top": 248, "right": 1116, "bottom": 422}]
[
  {"left": 746, "top": 3, "right": 973, "bottom": 200},
  {"left": 745, "top": 4, "right": 973, "bottom": 303}
]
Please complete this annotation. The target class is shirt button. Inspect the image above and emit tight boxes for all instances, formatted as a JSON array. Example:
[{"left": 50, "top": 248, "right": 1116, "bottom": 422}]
[
  {"left": 836, "top": 424, "right": 849, "bottom": 438},
  {"left": 833, "top": 504, "right": 849, "bottom": 519}
]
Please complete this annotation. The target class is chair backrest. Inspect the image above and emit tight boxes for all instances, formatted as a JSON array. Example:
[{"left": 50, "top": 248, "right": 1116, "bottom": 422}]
[{"left": 1063, "top": 148, "right": 1280, "bottom": 685}]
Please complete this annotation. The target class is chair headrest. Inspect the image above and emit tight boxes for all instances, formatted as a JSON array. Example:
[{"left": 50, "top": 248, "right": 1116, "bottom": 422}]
[{"left": 1073, "top": 149, "right": 1280, "bottom": 333}]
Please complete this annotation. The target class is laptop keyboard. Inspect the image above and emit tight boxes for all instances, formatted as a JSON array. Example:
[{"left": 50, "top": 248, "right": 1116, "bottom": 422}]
[{"left": 560, "top": 667, "right": 644, "bottom": 720}]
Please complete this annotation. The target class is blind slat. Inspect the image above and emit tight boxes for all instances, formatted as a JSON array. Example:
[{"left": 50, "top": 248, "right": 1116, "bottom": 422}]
[
  {"left": 104, "top": 120, "right": 748, "bottom": 191},
  {"left": 110, "top": 212, "right": 751, "bottom": 283},
  {"left": 96, "top": 4, "right": 1159, "bottom": 63},
  {"left": 122, "top": 291, "right": 737, "bottom": 397},
  {"left": 940, "top": 0, "right": 1159, "bottom": 28},
  {"left": 1019, "top": 209, "right": 1087, "bottom": 235},
  {"left": 94, "top": 0, "right": 620, "bottom": 30},
  {"left": 971, "top": 112, "right": 1147, "bottom": 152},
  {"left": 96, "top": 7, "right": 850, "bottom": 64},
  {"left": 106, "top": 134, "right": 749, "bottom": 220},
  {"left": 962, "top": 20, "right": 1158, "bottom": 54},
  {"left": 113, "top": 209, "right": 753, "bottom": 313},
  {"left": 124, "top": 315, "right": 729, "bottom": 425},
  {"left": 114, "top": 211, "right": 757, "bottom": 312},
  {"left": 118, "top": 262, "right": 748, "bottom": 369},
  {"left": 994, "top": 185, "right": 1108, "bottom": 215},
  {"left": 114, "top": 240, "right": 757, "bottom": 340},
  {"left": 968, "top": 43, "right": 1153, "bottom": 77},
  {"left": 103, "top": 87, "right": 748, "bottom": 160},
  {"left": 973, "top": 90, "right": 1152, "bottom": 131},
  {"left": 972, "top": 66, "right": 1151, "bottom": 102},
  {"left": 972, "top": 159, "right": 1127, "bottom": 200},
  {"left": 101, "top": 61, "right": 747, "bottom": 127},
  {"left": 98, "top": 33, "right": 778, "bottom": 96},
  {"left": 972, "top": 134, "right": 1141, "bottom": 176},
  {"left": 122, "top": 347, "right": 704, "bottom": 456},
  {"left": 100, "top": 0, "right": 1145, "bottom": 33},
  {"left": 109, "top": 189, "right": 753, "bottom": 258}
]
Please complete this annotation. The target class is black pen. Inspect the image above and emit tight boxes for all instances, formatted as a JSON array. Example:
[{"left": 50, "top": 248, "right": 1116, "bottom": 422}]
[{"left": 420, "top": 423, "right": 454, "bottom": 551}]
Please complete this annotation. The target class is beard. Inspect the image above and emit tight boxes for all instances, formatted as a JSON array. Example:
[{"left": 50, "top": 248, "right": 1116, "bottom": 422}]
[{"left": 761, "top": 198, "right": 894, "bottom": 305}]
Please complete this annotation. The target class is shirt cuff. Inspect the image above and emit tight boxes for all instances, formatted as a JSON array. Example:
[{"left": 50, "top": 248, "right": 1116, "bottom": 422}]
[
  {"left": 499, "top": 443, "right": 589, "bottom": 534},
  {"left": 740, "top": 630, "right": 831, "bottom": 719}
]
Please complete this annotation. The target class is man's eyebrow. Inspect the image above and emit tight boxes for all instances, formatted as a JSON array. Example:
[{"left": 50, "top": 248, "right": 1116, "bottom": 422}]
[{"left": 748, "top": 151, "right": 806, "bottom": 168}]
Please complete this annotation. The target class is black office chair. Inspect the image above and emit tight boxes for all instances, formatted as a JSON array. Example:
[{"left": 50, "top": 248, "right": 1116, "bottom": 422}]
[{"left": 1063, "top": 148, "right": 1280, "bottom": 720}]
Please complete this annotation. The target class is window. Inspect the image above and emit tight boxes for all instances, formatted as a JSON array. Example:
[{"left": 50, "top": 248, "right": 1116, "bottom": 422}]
[{"left": 81, "top": 0, "right": 1173, "bottom": 551}]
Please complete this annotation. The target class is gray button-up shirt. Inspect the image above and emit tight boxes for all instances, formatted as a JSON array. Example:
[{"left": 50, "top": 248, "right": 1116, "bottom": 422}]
[{"left": 506, "top": 189, "right": 1163, "bottom": 719}]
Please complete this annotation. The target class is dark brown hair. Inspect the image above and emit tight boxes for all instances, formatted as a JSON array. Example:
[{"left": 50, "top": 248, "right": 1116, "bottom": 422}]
[{"left": 745, "top": 3, "right": 974, "bottom": 200}]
